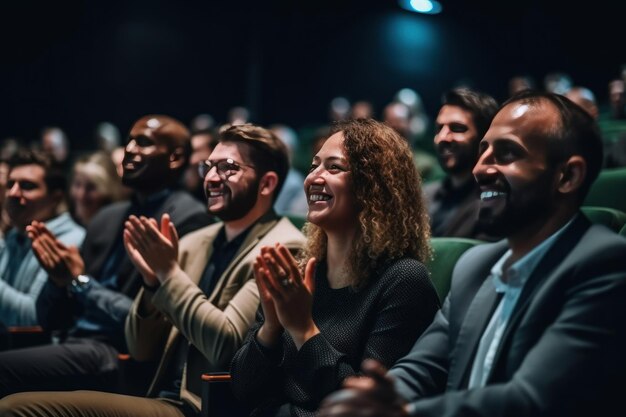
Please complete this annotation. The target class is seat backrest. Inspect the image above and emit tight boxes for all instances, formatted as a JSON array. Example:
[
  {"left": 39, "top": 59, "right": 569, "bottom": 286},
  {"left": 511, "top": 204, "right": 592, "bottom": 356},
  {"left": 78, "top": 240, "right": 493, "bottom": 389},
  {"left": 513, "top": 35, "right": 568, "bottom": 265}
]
[
  {"left": 581, "top": 206, "right": 626, "bottom": 232},
  {"left": 584, "top": 167, "right": 626, "bottom": 213},
  {"left": 426, "top": 237, "right": 485, "bottom": 302},
  {"left": 287, "top": 215, "right": 306, "bottom": 231},
  {"left": 620, "top": 223, "right": 626, "bottom": 237}
]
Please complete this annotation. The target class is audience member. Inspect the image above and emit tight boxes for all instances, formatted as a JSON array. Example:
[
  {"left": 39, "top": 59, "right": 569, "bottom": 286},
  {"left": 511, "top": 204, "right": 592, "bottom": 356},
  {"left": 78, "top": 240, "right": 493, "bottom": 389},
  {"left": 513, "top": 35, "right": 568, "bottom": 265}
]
[
  {"left": 230, "top": 118, "right": 440, "bottom": 417},
  {"left": 0, "top": 148, "right": 85, "bottom": 327},
  {"left": 317, "top": 91, "right": 626, "bottom": 417},
  {"left": 270, "top": 124, "right": 308, "bottom": 218},
  {"left": 0, "top": 115, "right": 212, "bottom": 397},
  {"left": 350, "top": 100, "right": 374, "bottom": 119},
  {"left": 69, "top": 151, "right": 125, "bottom": 226},
  {"left": 328, "top": 97, "right": 351, "bottom": 122},
  {"left": 423, "top": 88, "right": 499, "bottom": 240},
  {"left": 40, "top": 127, "right": 71, "bottom": 173},
  {"left": 183, "top": 128, "right": 219, "bottom": 202},
  {"left": 383, "top": 101, "right": 442, "bottom": 183},
  {"left": 565, "top": 86, "right": 599, "bottom": 119},
  {"left": 507, "top": 74, "right": 536, "bottom": 97},
  {"left": 94, "top": 122, "right": 122, "bottom": 153},
  {"left": 0, "top": 124, "right": 306, "bottom": 417},
  {"left": 543, "top": 71, "right": 573, "bottom": 95}
]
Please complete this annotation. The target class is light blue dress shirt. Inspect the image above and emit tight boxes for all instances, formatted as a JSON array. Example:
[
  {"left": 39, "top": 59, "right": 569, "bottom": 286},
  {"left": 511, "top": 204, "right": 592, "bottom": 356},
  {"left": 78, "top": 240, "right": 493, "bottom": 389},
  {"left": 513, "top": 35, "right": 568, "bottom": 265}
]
[{"left": 468, "top": 216, "right": 576, "bottom": 387}]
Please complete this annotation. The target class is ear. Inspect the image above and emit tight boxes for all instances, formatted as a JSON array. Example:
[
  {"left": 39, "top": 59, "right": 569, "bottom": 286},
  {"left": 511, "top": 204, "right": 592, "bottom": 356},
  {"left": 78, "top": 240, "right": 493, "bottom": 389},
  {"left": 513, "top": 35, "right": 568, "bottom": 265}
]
[
  {"left": 259, "top": 171, "right": 279, "bottom": 198},
  {"left": 557, "top": 155, "right": 586, "bottom": 195},
  {"left": 168, "top": 147, "right": 186, "bottom": 170}
]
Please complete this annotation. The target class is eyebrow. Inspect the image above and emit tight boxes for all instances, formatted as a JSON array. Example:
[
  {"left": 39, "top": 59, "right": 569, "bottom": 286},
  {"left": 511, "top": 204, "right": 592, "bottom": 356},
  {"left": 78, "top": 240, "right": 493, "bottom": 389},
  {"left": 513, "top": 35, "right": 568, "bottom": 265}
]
[{"left": 312, "top": 155, "right": 349, "bottom": 164}]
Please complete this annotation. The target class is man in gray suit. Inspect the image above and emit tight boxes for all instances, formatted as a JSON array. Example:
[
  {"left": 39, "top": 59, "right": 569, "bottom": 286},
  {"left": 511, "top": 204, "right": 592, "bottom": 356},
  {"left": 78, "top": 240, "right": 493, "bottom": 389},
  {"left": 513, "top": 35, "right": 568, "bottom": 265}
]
[
  {"left": 318, "top": 91, "right": 626, "bottom": 417},
  {"left": 0, "top": 124, "right": 306, "bottom": 417}
]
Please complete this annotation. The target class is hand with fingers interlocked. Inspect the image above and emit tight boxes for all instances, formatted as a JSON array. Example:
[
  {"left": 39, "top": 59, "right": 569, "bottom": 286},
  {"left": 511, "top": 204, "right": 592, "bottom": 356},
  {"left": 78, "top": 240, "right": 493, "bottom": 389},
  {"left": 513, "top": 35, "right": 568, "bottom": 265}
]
[
  {"left": 254, "top": 243, "right": 318, "bottom": 350},
  {"left": 26, "top": 220, "right": 85, "bottom": 288},
  {"left": 123, "top": 213, "right": 180, "bottom": 287},
  {"left": 316, "top": 359, "right": 409, "bottom": 417}
]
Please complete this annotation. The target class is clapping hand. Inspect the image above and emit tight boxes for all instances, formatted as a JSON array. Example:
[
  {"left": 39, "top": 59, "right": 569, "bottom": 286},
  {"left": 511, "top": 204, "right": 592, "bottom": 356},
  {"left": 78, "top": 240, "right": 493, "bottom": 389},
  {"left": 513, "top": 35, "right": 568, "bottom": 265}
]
[
  {"left": 26, "top": 220, "right": 84, "bottom": 287},
  {"left": 254, "top": 243, "right": 317, "bottom": 349},
  {"left": 123, "top": 213, "right": 179, "bottom": 287}
]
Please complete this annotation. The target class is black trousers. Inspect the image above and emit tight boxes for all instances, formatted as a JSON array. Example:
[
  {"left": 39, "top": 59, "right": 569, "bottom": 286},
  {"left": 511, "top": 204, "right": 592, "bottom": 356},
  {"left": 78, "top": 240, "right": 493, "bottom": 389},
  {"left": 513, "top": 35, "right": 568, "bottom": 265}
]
[{"left": 0, "top": 337, "right": 119, "bottom": 398}]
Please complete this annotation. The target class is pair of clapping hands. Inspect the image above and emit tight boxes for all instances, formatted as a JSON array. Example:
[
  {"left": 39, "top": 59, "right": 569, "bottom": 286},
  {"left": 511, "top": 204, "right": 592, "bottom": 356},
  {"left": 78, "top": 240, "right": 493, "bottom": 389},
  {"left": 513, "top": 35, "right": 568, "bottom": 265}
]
[
  {"left": 253, "top": 244, "right": 318, "bottom": 350},
  {"left": 26, "top": 214, "right": 180, "bottom": 289}
]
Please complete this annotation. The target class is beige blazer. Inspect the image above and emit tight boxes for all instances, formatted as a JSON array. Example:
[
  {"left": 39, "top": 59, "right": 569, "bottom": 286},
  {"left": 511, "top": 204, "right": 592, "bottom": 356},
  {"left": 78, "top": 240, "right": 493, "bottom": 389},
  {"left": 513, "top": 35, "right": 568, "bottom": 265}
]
[{"left": 125, "top": 212, "right": 306, "bottom": 411}]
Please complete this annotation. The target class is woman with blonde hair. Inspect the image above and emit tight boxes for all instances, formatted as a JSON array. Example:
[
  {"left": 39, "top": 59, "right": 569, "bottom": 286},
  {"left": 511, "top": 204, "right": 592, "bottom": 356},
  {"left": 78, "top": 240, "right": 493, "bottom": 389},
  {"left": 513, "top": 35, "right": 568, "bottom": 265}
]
[
  {"left": 70, "top": 151, "right": 125, "bottom": 226},
  {"left": 230, "top": 118, "right": 440, "bottom": 417}
]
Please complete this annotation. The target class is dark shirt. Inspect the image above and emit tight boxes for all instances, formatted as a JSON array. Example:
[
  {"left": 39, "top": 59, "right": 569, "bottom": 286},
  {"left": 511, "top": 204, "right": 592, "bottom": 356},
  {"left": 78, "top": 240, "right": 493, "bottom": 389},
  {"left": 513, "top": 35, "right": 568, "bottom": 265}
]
[
  {"left": 72, "top": 189, "right": 173, "bottom": 339},
  {"left": 231, "top": 257, "right": 441, "bottom": 417},
  {"left": 158, "top": 224, "right": 253, "bottom": 400},
  {"left": 429, "top": 176, "right": 477, "bottom": 236}
]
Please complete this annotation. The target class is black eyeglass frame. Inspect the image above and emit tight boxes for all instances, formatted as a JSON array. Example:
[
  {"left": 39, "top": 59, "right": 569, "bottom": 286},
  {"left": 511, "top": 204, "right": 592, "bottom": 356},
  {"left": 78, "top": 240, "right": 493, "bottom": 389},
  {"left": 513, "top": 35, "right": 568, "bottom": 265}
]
[{"left": 197, "top": 158, "right": 255, "bottom": 179}]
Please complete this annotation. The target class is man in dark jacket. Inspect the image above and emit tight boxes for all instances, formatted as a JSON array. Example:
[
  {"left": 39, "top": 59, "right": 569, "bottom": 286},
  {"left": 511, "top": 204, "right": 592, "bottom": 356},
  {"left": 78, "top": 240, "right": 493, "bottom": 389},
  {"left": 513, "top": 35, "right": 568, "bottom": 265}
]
[{"left": 0, "top": 115, "right": 212, "bottom": 396}]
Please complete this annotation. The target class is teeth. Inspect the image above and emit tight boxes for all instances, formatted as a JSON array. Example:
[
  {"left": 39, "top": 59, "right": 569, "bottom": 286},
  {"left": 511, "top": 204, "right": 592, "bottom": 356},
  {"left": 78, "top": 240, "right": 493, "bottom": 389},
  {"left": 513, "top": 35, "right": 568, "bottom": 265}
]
[
  {"left": 480, "top": 191, "right": 506, "bottom": 200},
  {"left": 309, "top": 194, "right": 331, "bottom": 202},
  {"left": 209, "top": 191, "right": 223, "bottom": 197}
]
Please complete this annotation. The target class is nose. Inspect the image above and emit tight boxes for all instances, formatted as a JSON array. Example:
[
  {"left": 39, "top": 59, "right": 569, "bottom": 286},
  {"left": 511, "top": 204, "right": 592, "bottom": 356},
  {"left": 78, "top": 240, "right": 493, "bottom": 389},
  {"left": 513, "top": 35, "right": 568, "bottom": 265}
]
[
  {"left": 204, "top": 165, "right": 222, "bottom": 186},
  {"left": 472, "top": 147, "right": 498, "bottom": 180},
  {"left": 434, "top": 126, "right": 453, "bottom": 144},
  {"left": 125, "top": 139, "right": 138, "bottom": 153},
  {"left": 7, "top": 182, "right": 21, "bottom": 197}
]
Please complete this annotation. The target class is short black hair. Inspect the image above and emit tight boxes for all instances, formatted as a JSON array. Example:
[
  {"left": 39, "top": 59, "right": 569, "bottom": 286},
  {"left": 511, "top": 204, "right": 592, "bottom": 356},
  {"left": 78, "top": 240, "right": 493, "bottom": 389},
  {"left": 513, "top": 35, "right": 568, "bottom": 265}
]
[{"left": 441, "top": 88, "right": 499, "bottom": 141}]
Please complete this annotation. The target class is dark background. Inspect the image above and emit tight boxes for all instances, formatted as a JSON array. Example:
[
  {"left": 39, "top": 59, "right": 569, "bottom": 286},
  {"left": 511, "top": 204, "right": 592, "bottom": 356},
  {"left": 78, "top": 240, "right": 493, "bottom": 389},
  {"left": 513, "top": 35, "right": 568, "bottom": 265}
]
[{"left": 0, "top": 0, "right": 624, "bottom": 149}]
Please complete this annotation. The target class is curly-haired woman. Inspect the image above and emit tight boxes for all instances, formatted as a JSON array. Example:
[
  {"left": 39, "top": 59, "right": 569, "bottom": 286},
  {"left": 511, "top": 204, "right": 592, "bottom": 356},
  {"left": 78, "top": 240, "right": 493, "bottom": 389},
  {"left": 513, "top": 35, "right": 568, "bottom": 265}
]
[{"left": 230, "top": 118, "right": 441, "bottom": 417}]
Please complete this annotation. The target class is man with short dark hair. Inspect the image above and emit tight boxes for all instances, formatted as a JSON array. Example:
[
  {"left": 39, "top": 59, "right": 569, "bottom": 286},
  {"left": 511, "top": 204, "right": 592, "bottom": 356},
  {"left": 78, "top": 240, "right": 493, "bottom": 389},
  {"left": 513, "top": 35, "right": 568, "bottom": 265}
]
[
  {"left": 318, "top": 91, "right": 626, "bottom": 417},
  {"left": 0, "top": 124, "right": 306, "bottom": 417},
  {"left": 424, "top": 87, "right": 499, "bottom": 240},
  {"left": 183, "top": 128, "right": 219, "bottom": 202},
  {"left": 0, "top": 148, "right": 84, "bottom": 327},
  {"left": 0, "top": 115, "right": 212, "bottom": 396}
]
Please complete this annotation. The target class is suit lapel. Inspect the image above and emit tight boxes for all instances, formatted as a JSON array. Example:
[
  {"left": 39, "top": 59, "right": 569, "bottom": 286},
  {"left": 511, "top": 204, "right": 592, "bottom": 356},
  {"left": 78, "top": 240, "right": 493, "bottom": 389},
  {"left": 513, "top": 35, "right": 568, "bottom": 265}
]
[
  {"left": 448, "top": 274, "right": 502, "bottom": 389},
  {"left": 488, "top": 214, "right": 590, "bottom": 382}
]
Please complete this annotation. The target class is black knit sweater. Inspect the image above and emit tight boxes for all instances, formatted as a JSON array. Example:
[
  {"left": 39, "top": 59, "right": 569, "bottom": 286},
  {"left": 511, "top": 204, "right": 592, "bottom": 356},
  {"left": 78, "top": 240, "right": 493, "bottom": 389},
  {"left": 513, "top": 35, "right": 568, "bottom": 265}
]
[{"left": 230, "top": 257, "right": 441, "bottom": 417}]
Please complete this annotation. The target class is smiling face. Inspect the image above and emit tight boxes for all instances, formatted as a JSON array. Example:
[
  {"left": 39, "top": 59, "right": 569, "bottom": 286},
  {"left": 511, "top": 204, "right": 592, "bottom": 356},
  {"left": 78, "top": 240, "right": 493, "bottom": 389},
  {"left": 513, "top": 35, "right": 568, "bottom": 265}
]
[
  {"left": 203, "top": 141, "right": 260, "bottom": 221},
  {"left": 304, "top": 132, "right": 358, "bottom": 232},
  {"left": 5, "top": 164, "right": 59, "bottom": 229},
  {"left": 122, "top": 117, "right": 176, "bottom": 193},
  {"left": 434, "top": 104, "right": 480, "bottom": 175},
  {"left": 473, "top": 100, "right": 561, "bottom": 238},
  {"left": 70, "top": 171, "right": 107, "bottom": 225}
]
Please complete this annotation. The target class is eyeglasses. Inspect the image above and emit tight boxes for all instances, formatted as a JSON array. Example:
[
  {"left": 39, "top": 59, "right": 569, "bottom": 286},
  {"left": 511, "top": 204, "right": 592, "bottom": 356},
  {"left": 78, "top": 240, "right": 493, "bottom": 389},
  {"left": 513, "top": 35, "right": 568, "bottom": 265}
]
[{"left": 198, "top": 158, "right": 255, "bottom": 179}]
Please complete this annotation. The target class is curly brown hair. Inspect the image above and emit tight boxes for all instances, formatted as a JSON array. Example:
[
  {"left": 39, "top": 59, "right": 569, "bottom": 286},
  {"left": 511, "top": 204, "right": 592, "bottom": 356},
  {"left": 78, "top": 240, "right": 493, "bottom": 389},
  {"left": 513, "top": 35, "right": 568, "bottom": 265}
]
[{"left": 299, "top": 118, "right": 431, "bottom": 289}]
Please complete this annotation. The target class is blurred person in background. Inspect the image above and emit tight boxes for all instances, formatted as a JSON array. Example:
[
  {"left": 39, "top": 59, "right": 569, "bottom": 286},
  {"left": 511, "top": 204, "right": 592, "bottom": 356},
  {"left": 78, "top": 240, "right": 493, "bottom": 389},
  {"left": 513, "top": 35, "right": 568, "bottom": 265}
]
[
  {"left": 270, "top": 124, "right": 308, "bottom": 218},
  {"left": 40, "top": 127, "right": 70, "bottom": 173},
  {"left": 69, "top": 151, "right": 125, "bottom": 226},
  {"left": 183, "top": 128, "right": 218, "bottom": 202},
  {"left": 424, "top": 88, "right": 499, "bottom": 240}
]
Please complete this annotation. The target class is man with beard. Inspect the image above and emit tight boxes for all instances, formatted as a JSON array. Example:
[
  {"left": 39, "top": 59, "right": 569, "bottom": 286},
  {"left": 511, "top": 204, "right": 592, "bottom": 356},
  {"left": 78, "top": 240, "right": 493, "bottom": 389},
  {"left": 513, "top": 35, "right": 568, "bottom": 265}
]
[
  {"left": 423, "top": 88, "right": 499, "bottom": 240},
  {"left": 0, "top": 148, "right": 85, "bottom": 327},
  {"left": 0, "top": 124, "right": 306, "bottom": 417},
  {"left": 317, "top": 91, "right": 626, "bottom": 417},
  {"left": 0, "top": 115, "right": 212, "bottom": 396}
]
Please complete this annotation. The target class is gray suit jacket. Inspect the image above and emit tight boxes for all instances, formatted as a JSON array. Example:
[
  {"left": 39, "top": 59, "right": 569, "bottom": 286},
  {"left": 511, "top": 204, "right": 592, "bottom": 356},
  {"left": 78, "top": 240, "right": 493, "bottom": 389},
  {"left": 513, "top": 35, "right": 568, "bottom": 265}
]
[
  {"left": 125, "top": 211, "right": 306, "bottom": 411},
  {"left": 390, "top": 214, "right": 626, "bottom": 417}
]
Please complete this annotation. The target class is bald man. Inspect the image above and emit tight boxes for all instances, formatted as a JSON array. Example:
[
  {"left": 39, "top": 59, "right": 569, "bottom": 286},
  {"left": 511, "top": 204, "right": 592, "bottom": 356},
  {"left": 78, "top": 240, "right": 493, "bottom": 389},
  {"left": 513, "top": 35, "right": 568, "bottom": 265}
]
[{"left": 0, "top": 115, "right": 212, "bottom": 396}]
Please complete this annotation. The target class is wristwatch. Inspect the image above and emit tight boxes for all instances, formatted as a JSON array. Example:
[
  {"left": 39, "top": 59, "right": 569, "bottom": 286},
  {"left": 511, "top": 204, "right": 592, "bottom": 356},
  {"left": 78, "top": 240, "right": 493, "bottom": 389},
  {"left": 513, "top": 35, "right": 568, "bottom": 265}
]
[{"left": 70, "top": 274, "right": 91, "bottom": 293}]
